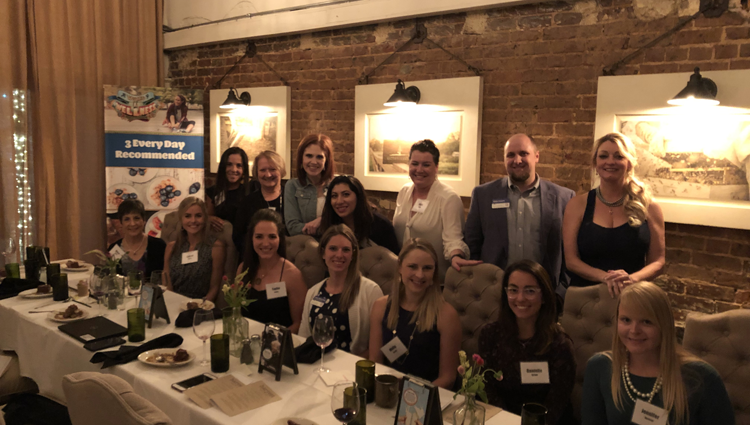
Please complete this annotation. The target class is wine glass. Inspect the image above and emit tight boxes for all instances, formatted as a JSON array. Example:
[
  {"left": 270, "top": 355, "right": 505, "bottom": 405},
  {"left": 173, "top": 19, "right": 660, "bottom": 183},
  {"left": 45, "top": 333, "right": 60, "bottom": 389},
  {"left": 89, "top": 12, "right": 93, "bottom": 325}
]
[
  {"left": 90, "top": 273, "right": 108, "bottom": 316},
  {"left": 1, "top": 236, "right": 16, "bottom": 264},
  {"left": 128, "top": 271, "right": 143, "bottom": 305},
  {"left": 150, "top": 270, "right": 164, "bottom": 289},
  {"left": 331, "top": 381, "right": 360, "bottom": 424},
  {"left": 193, "top": 309, "right": 215, "bottom": 367},
  {"left": 312, "top": 315, "right": 336, "bottom": 374}
]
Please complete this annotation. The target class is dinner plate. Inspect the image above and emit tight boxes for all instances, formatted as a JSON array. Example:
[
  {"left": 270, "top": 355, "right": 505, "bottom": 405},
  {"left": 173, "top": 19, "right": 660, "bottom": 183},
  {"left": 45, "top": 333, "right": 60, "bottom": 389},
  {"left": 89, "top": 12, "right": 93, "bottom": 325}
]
[
  {"left": 146, "top": 177, "right": 184, "bottom": 210},
  {"left": 61, "top": 260, "right": 90, "bottom": 272},
  {"left": 47, "top": 309, "right": 88, "bottom": 323},
  {"left": 18, "top": 288, "right": 53, "bottom": 299},
  {"left": 106, "top": 183, "right": 140, "bottom": 213},
  {"left": 178, "top": 299, "right": 215, "bottom": 312},
  {"left": 138, "top": 349, "right": 194, "bottom": 368},
  {"left": 271, "top": 418, "right": 320, "bottom": 425}
]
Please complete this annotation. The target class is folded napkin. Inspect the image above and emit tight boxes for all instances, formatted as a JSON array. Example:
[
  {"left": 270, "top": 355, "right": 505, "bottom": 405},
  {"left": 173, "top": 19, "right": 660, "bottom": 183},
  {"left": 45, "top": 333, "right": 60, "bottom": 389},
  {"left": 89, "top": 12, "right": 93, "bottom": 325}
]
[
  {"left": 0, "top": 278, "right": 39, "bottom": 300},
  {"left": 90, "top": 333, "right": 183, "bottom": 369},
  {"left": 174, "top": 307, "right": 223, "bottom": 328},
  {"left": 294, "top": 336, "right": 336, "bottom": 364}
]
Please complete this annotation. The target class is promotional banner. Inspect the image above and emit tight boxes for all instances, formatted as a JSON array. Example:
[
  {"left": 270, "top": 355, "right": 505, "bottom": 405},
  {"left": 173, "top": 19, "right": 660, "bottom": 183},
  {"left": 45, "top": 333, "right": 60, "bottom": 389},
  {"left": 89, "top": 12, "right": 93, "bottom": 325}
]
[{"left": 104, "top": 86, "right": 205, "bottom": 238}]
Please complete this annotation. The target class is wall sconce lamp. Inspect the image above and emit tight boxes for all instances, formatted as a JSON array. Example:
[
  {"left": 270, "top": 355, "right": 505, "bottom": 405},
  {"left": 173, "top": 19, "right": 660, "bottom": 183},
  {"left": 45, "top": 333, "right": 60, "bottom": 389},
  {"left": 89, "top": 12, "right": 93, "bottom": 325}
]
[
  {"left": 220, "top": 88, "right": 252, "bottom": 109},
  {"left": 668, "top": 67, "right": 719, "bottom": 106},
  {"left": 384, "top": 79, "right": 421, "bottom": 107}
]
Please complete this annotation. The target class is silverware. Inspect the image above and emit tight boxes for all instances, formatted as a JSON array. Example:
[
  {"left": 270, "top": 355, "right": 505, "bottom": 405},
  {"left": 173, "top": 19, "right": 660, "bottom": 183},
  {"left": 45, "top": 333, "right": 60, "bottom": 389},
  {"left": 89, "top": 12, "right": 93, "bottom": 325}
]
[
  {"left": 28, "top": 310, "right": 58, "bottom": 313},
  {"left": 72, "top": 299, "right": 91, "bottom": 308},
  {"left": 33, "top": 297, "right": 72, "bottom": 309}
]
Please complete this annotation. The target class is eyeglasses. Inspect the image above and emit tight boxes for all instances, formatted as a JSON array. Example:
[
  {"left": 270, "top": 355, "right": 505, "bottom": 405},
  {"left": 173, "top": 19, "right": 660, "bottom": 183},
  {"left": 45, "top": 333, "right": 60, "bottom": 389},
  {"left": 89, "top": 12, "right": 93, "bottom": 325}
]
[{"left": 505, "top": 287, "right": 541, "bottom": 298}]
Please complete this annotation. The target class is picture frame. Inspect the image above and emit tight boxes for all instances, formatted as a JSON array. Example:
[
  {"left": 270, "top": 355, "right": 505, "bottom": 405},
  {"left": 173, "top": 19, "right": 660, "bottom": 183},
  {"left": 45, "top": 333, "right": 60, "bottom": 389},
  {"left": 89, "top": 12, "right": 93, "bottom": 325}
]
[
  {"left": 209, "top": 86, "right": 291, "bottom": 174},
  {"left": 393, "top": 375, "right": 443, "bottom": 425},
  {"left": 138, "top": 283, "right": 170, "bottom": 328},
  {"left": 595, "top": 69, "right": 750, "bottom": 230},
  {"left": 257, "top": 323, "right": 298, "bottom": 381},
  {"left": 354, "top": 76, "right": 483, "bottom": 197}
]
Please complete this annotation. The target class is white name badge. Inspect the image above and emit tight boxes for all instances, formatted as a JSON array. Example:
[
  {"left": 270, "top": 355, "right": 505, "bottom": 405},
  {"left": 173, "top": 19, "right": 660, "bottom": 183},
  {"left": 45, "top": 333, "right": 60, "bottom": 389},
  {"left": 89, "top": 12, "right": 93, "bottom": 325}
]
[
  {"left": 520, "top": 361, "right": 550, "bottom": 384},
  {"left": 267, "top": 281, "right": 287, "bottom": 300},
  {"left": 411, "top": 199, "right": 430, "bottom": 213},
  {"left": 381, "top": 337, "right": 408, "bottom": 363},
  {"left": 311, "top": 295, "right": 326, "bottom": 308},
  {"left": 632, "top": 399, "right": 668, "bottom": 425},
  {"left": 268, "top": 206, "right": 276, "bottom": 211},
  {"left": 181, "top": 250, "right": 199, "bottom": 265},
  {"left": 109, "top": 245, "right": 126, "bottom": 260},
  {"left": 492, "top": 199, "right": 510, "bottom": 209}
]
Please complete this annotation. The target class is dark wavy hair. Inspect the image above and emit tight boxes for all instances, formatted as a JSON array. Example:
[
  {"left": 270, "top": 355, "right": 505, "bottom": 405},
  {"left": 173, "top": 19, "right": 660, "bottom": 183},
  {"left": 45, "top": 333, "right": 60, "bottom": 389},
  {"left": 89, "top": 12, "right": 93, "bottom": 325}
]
[
  {"left": 117, "top": 199, "right": 146, "bottom": 221},
  {"left": 319, "top": 175, "right": 373, "bottom": 246},
  {"left": 498, "top": 260, "right": 559, "bottom": 355},
  {"left": 216, "top": 147, "right": 250, "bottom": 196},
  {"left": 409, "top": 139, "right": 440, "bottom": 164},
  {"left": 241, "top": 209, "right": 287, "bottom": 285},
  {"left": 295, "top": 133, "right": 335, "bottom": 184}
]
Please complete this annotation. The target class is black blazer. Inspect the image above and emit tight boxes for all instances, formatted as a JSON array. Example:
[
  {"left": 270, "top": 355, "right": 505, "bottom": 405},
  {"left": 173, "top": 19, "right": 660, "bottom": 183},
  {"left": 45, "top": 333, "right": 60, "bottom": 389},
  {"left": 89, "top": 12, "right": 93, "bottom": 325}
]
[
  {"left": 232, "top": 180, "right": 287, "bottom": 257},
  {"left": 107, "top": 236, "right": 166, "bottom": 278}
]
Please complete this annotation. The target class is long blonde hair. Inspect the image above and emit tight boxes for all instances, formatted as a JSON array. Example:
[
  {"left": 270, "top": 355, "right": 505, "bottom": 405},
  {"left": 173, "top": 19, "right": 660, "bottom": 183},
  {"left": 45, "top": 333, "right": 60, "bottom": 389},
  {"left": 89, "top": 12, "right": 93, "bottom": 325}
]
[
  {"left": 592, "top": 132, "right": 651, "bottom": 227},
  {"left": 387, "top": 239, "right": 444, "bottom": 333},
  {"left": 318, "top": 224, "right": 361, "bottom": 312},
  {"left": 609, "top": 282, "right": 701, "bottom": 425},
  {"left": 171, "top": 197, "right": 211, "bottom": 259}
]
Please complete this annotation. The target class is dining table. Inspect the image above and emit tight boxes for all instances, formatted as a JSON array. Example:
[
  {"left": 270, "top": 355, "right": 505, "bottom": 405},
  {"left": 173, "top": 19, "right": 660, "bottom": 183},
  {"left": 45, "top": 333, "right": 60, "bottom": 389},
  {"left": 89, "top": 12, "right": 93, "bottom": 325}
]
[{"left": 0, "top": 260, "right": 521, "bottom": 425}]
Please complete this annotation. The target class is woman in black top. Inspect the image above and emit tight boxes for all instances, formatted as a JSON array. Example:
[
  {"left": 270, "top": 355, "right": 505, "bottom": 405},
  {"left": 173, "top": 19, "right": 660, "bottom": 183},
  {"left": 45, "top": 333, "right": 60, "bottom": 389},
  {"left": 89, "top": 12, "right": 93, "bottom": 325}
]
[
  {"left": 563, "top": 133, "right": 665, "bottom": 296},
  {"left": 237, "top": 209, "right": 306, "bottom": 333},
  {"left": 107, "top": 200, "right": 166, "bottom": 278},
  {"left": 320, "top": 175, "right": 400, "bottom": 255},
  {"left": 206, "top": 147, "right": 251, "bottom": 233}
]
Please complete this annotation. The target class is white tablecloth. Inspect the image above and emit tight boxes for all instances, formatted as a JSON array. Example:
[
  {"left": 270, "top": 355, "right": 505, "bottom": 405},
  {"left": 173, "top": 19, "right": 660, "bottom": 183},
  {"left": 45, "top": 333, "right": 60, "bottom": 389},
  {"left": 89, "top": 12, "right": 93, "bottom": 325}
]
[{"left": 0, "top": 265, "right": 520, "bottom": 425}]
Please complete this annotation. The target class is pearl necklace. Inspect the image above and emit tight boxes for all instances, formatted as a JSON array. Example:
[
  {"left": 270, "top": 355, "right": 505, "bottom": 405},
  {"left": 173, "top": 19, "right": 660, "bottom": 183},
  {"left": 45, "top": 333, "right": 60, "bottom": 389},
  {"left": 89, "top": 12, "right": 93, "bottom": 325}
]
[
  {"left": 622, "top": 361, "right": 662, "bottom": 404},
  {"left": 596, "top": 187, "right": 626, "bottom": 212}
]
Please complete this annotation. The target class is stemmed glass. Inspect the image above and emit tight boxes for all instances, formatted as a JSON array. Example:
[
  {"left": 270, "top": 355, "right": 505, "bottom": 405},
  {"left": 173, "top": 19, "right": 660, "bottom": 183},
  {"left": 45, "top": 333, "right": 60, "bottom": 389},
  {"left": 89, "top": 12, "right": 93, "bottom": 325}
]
[
  {"left": 150, "top": 271, "right": 164, "bottom": 290},
  {"left": 1, "top": 236, "right": 17, "bottom": 264},
  {"left": 331, "top": 381, "right": 360, "bottom": 424},
  {"left": 193, "top": 309, "right": 215, "bottom": 367},
  {"left": 128, "top": 271, "right": 143, "bottom": 304},
  {"left": 89, "top": 272, "right": 107, "bottom": 316},
  {"left": 312, "top": 315, "right": 336, "bottom": 374}
]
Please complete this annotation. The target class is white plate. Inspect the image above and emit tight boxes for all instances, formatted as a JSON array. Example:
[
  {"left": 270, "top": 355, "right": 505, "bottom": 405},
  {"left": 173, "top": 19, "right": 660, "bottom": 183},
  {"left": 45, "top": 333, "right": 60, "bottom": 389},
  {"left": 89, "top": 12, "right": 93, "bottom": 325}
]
[
  {"left": 120, "top": 167, "right": 157, "bottom": 184},
  {"left": 61, "top": 260, "right": 90, "bottom": 272},
  {"left": 146, "top": 177, "right": 184, "bottom": 210},
  {"left": 106, "top": 183, "right": 140, "bottom": 213},
  {"left": 19, "top": 288, "right": 53, "bottom": 299},
  {"left": 271, "top": 419, "right": 320, "bottom": 425},
  {"left": 47, "top": 308, "right": 88, "bottom": 323},
  {"left": 179, "top": 299, "right": 215, "bottom": 312},
  {"left": 137, "top": 349, "right": 193, "bottom": 368},
  {"left": 145, "top": 211, "right": 169, "bottom": 238}
]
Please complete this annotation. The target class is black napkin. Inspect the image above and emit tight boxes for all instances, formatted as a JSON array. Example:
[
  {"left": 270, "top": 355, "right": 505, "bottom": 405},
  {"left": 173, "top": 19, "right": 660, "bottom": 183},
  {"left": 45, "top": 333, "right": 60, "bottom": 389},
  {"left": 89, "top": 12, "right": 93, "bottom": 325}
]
[
  {"left": 174, "top": 307, "right": 223, "bottom": 328},
  {"left": 0, "top": 278, "right": 39, "bottom": 300},
  {"left": 90, "top": 333, "right": 183, "bottom": 368},
  {"left": 294, "top": 336, "right": 336, "bottom": 364}
]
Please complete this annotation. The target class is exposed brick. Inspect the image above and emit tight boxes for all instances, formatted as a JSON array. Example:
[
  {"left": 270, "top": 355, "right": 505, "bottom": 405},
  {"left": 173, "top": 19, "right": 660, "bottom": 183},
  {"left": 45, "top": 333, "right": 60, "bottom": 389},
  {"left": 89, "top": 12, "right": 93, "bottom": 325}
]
[
  {"left": 692, "top": 252, "right": 743, "bottom": 273},
  {"left": 666, "top": 249, "right": 691, "bottom": 264},
  {"left": 705, "top": 238, "right": 730, "bottom": 255},
  {"left": 518, "top": 15, "right": 552, "bottom": 29},
  {"left": 673, "top": 29, "right": 723, "bottom": 45},
  {"left": 554, "top": 12, "right": 582, "bottom": 26},
  {"left": 714, "top": 44, "right": 738, "bottom": 60},
  {"left": 714, "top": 271, "right": 750, "bottom": 289},
  {"left": 735, "top": 290, "right": 750, "bottom": 304},
  {"left": 688, "top": 47, "right": 713, "bottom": 61},
  {"left": 685, "top": 281, "right": 735, "bottom": 302},
  {"left": 666, "top": 264, "right": 714, "bottom": 282},
  {"left": 732, "top": 242, "right": 750, "bottom": 258},
  {"left": 666, "top": 234, "right": 705, "bottom": 251},
  {"left": 716, "top": 302, "right": 741, "bottom": 313},
  {"left": 668, "top": 293, "right": 715, "bottom": 314},
  {"left": 740, "top": 44, "right": 750, "bottom": 58},
  {"left": 654, "top": 276, "right": 686, "bottom": 294},
  {"left": 725, "top": 27, "right": 750, "bottom": 40}
]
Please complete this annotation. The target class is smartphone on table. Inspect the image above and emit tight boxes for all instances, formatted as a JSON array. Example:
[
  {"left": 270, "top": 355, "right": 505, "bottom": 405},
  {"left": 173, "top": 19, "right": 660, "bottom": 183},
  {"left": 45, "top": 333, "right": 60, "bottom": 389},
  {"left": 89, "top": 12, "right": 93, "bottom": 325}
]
[{"left": 171, "top": 373, "right": 217, "bottom": 392}]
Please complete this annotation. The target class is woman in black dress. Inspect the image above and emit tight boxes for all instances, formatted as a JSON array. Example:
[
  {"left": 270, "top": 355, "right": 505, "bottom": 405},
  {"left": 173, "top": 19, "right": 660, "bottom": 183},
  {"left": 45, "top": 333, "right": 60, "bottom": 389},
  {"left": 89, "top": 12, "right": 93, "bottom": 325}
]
[{"left": 206, "top": 147, "right": 251, "bottom": 233}]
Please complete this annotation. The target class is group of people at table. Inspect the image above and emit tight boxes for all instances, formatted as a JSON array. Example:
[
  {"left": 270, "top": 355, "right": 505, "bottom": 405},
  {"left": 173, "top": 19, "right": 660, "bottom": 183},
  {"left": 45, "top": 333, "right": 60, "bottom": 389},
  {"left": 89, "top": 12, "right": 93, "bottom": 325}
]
[{"left": 106, "top": 132, "right": 734, "bottom": 425}]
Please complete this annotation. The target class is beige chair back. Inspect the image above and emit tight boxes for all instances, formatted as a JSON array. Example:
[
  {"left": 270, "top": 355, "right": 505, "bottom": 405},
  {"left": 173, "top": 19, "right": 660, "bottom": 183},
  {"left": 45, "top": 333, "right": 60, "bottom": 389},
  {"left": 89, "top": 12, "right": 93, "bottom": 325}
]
[
  {"left": 443, "top": 264, "right": 504, "bottom": 357},
  {"left": 682, "top": 309, "right": 750, "bottom": 425},
  {"left": 62, "top": 372, "right": 172, "bottom": 425},
  {"left": 161, "top": 211, "right": 238, "bottom": 282},
  {"left": 559, "top": 283, "right": 618, "bottom": 420},
  {"left": 285, "top": 235, "right": 326, "bottom": 288},
  {"left": 359, "top": 246, "right": 399, "bottom": 295}
]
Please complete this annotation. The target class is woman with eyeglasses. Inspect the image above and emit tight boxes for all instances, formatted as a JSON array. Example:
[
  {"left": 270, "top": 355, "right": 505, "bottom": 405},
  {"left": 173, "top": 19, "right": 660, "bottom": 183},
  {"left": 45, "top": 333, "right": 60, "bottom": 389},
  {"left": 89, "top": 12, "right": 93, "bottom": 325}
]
[
  {"left": 319, "top": 175, "right": 400, "bottom": 255},
  {"left": 478, "top": 260, "right": 576, "bottom": 425}
]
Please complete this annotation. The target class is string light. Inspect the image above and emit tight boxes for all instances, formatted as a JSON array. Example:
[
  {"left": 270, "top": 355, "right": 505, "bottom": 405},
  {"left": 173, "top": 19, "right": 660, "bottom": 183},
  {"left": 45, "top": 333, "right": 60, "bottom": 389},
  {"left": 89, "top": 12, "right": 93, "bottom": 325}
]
[{"left": 12, "top": 89, "right": 33, "bottom": 259}]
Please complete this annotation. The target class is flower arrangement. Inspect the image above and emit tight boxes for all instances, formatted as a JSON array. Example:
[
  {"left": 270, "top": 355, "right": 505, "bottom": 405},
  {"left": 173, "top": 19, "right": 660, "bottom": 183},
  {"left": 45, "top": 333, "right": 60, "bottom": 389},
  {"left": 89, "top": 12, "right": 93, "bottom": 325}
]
[
  {"left": 455, "top": 351, "right": 503, "bottom": 404},
  {"left": 84, "top": 249, "right": 123, "bottom": 275},
  {"left": 221, "top": 269, "right": 256, "bottom": 308}
]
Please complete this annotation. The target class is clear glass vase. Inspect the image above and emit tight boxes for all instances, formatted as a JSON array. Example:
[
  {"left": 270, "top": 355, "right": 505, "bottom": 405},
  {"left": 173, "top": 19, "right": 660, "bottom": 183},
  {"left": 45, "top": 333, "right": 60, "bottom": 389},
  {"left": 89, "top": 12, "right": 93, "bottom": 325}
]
[
  {"left": 453, "top": 393, "right": 485, "bottom": 425},
  {"left": 222, "top": 307, "right": 249, "bottom": 357}
]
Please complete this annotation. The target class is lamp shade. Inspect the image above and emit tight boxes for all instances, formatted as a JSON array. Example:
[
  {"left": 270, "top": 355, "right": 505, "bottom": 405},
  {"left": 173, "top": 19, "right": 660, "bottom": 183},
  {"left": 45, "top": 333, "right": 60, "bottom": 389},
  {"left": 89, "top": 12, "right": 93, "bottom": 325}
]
[
  {"left": 384, "top": 79, "right": 420, "bottom": 107},
  {"left": 668, "top": 67, "right": 719, "bottom": 106},
  {"left": 220, "top": 88, "right": 251, "bottom": 109}
]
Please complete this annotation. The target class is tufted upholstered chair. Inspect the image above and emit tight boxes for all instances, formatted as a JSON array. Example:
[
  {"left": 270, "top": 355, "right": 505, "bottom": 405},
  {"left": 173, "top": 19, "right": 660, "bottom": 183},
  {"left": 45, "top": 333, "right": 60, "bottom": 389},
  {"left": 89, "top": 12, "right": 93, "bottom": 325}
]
[
  {"left": 359, "top": 246, "right": 399, "bottom": 295},
  {"left": 285, "top": 235, "right": 326, "bottom": 288},
  {"left": 0, "top": 351, "right": 38, "bottom": 405},
  {"left": 442, "top": 264, "right": 504, "bottom": 357},
  {"left": 559, "top": 283, "right": 618, "bottom": 420},
  {"left": 63, "top": 372, "right": 172, "bottom": 425},
  {"left": 682, "top": 309, "right": 750, "bottom": 425},
  {"left": 161, "top": 211, "right": 238, "bottom": 283}
]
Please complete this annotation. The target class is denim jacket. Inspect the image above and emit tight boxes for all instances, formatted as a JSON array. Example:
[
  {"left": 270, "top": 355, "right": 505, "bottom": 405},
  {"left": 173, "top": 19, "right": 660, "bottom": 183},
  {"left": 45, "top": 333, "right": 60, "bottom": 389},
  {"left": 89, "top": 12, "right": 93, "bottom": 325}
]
[{"left": 284, "top": 178, "right": 327, "bottom": 236}]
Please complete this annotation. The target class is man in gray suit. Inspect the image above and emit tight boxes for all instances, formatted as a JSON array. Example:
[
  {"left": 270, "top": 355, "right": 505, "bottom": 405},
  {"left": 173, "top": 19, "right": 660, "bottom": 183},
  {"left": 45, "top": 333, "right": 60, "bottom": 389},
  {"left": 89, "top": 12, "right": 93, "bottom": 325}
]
[{"left": 452, "top": 134, "right": 575, "bottom": 297}]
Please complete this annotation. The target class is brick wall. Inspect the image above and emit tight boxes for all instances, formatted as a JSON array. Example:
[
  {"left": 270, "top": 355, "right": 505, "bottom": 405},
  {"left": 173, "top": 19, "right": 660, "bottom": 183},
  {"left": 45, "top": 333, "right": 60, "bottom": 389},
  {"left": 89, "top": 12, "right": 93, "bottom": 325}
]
[{"left": 167, "top": 0, "right": 750, "bottom": 322}]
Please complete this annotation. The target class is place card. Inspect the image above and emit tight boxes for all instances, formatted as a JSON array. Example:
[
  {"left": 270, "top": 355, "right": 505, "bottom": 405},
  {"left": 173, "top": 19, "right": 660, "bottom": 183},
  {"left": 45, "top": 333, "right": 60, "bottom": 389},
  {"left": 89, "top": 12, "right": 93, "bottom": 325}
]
[
  {"left": 319, "top": 370, "right": 351, "bottom": 387},
  {"left": 185, "top": 375, "right": 244, "bottom": 409},
  {"left": 210, "top": 381, "right": 281, "bottom": 417}
]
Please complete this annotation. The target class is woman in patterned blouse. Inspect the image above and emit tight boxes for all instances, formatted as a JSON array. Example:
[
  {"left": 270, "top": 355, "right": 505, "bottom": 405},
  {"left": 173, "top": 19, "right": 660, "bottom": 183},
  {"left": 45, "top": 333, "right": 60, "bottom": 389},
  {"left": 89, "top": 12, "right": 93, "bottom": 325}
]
[{"left": 478, "top": 260, "right": 577, "bottom": 425}]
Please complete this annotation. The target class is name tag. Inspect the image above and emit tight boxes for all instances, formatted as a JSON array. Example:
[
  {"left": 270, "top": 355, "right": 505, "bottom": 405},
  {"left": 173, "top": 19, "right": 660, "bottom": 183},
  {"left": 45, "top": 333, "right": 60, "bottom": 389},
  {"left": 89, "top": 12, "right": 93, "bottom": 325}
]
[
  {"left": 632, "top": 399, "right": 668, "bottom": 425},
  {"left": 411, "top": 199, "right": 430, "bottom": 213},
  {"left": 267, "top": 281, "right": 287, "bottom": 299},
  {"left": 181, "top": 250, "right": 199, "bottom": 264},
  {"left": 492, "top": 198, "right": 510, "bottom": 209},
  {"left": 381, "top": 336, "right": 408, "bottom": 363},
  {"left": 520, "top": 361, "right": 550, "bottom": 384},
  {"left": 109, "top": 245, "right": 126, "bottom": 260},
  {"left": 268, "top": 206, "right": 276, "bottom": 211},
  {"left": 311, "top": 295, "right": 327, "bottom": 308}
]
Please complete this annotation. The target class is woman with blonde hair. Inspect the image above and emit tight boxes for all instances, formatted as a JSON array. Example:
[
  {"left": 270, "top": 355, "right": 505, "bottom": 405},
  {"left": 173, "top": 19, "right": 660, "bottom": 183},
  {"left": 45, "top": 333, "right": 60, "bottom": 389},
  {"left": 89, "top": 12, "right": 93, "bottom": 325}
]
[
  {"left": 368, "top": 239, "right": 461, "bottom": 389},
  {"left": 164, "top": 197, "right": 226, "bottom": 301},
  {"left": 563, "top": 132, "right": 665, "bottom": 296},
  {"left": 298, "top": 225, "right": 383, "bottom": 354},
  {"left": 582, "top": 282, "right": 733, "bottom": 425}
]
